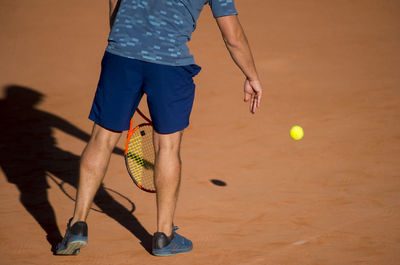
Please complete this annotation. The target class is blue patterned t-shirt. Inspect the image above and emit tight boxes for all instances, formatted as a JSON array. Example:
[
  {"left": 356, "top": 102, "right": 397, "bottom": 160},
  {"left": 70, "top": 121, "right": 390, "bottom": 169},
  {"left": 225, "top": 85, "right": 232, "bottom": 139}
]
[{"left": 106, "top": 0, "right": 238, "bottom": 66}]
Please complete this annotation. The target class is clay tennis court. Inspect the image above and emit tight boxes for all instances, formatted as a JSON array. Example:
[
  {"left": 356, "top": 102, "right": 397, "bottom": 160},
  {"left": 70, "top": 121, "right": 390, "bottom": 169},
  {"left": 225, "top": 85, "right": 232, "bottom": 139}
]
[{"left": 1, "top": 0, "right": 399, "bottom": 264}]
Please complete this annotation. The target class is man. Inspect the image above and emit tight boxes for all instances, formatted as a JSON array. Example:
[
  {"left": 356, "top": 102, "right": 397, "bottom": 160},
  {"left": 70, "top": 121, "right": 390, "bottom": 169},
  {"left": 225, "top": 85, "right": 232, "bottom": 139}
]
[{"left": 56, "top": 0, "right": 262, "bottom": 256}]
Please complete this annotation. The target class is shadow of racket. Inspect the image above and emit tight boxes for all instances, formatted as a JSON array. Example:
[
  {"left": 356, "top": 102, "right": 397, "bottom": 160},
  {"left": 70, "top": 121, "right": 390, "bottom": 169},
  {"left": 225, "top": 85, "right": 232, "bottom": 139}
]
[{"left": 46, "top": 173, "right": 135, "bottom": 214}]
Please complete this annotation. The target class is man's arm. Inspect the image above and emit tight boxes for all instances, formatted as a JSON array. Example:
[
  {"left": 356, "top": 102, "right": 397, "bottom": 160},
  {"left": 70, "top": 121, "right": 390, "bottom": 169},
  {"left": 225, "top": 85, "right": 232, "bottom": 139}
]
[
  {"left": 109, "top": 0, "right": 121, "bottom": 28},
  {"left": 216, "top": 15, "right": 262, "bottom": 114}
]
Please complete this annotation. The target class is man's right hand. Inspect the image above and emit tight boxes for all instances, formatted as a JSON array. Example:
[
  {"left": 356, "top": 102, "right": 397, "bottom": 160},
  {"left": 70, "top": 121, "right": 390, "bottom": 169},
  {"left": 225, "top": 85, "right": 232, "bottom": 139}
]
[{"left": 244, "top": 78, "right": 262, "bottom": 114}]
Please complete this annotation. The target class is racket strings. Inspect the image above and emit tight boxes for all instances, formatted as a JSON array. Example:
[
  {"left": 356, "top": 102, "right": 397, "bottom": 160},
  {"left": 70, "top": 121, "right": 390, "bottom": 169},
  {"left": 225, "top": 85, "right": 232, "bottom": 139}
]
[{"left": 126, "top": 125, "right": 156, "bottom": 191}]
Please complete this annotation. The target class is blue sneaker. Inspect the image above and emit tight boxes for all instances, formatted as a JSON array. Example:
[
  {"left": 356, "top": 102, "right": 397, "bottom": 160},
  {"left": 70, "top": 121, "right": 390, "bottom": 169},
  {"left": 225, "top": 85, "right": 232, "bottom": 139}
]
[
  {"left": 55, "top": 218, "right": 88, "bottom": 255},
  {"left": 152, "top": 226, "right": 193, "bottom": 256}
]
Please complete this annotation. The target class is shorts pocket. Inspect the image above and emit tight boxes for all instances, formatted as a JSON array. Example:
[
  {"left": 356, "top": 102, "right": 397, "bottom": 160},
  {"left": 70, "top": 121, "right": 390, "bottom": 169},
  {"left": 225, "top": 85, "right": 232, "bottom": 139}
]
[{"left": 179, "top": 64, "right": 202, "bottom": 77}]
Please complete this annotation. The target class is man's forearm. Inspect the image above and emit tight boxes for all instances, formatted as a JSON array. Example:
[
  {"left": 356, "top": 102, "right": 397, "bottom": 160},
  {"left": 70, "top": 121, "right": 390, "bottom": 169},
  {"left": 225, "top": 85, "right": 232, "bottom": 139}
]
[{"left": 224, "top": 31, "right": 259, "bottom": 81}]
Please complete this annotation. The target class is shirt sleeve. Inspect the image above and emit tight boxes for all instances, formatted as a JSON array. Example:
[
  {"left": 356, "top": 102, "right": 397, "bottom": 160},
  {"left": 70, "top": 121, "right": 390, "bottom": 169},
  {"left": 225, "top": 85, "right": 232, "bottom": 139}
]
[{"left": 208, "top": 0, "right": 238, "bottom": 18}]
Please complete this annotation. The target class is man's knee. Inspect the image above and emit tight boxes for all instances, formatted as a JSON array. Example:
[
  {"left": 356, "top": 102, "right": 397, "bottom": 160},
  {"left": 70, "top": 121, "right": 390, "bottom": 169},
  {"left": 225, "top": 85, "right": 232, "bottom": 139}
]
[
  {"left": 90, "top": 123, "right": 121, "bottom": 150},
  {"left": 153, "top": 130, "right": 183, "bottom": 155}
]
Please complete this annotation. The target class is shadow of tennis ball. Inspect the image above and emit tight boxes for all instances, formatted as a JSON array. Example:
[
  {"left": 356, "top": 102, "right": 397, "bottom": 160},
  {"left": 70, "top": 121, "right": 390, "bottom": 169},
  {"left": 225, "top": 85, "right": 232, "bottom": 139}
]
[{"left": 210, "top": 179, "right": 227, "bottom": 186}]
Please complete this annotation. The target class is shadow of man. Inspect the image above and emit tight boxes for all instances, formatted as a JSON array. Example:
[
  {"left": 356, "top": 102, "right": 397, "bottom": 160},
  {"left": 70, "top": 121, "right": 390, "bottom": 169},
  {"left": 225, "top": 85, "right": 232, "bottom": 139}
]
[{"left": 0, "top": 85, "right": 152, "bottom": 253}]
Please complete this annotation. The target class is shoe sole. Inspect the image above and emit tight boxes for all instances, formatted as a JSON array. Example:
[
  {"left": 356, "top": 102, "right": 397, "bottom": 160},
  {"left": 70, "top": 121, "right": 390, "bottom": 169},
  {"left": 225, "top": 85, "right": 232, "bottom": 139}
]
[
  {"left": 56, "top": 240, "right": 87, "bottom": 255},
  {"left": 152, "top": 246, "right": 193, "bottom": 256}
]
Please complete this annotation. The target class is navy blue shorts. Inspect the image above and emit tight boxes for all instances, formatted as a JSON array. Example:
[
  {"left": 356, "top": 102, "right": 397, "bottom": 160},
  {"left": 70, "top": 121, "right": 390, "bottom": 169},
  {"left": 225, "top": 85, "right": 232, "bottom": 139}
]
[{"left": 89, "top": 51, "right": 201, "bottom": 133}]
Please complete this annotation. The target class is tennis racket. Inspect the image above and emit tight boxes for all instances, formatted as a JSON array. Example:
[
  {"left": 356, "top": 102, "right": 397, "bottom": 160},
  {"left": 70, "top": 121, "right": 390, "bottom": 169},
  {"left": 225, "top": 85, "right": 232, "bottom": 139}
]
[{"left": 124, "top": 109, "right": 156, "bottom": 193}]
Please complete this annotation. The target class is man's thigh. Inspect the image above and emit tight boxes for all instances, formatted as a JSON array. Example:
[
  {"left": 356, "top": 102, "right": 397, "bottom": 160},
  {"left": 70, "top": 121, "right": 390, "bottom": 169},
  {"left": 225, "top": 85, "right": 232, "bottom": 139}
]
[{"left": 89, "top": 51, "right": 145, "bottom": 132}]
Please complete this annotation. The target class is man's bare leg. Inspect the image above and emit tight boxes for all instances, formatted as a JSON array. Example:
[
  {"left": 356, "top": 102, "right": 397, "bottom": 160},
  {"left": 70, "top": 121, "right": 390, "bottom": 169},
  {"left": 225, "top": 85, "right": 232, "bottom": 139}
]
[
  {"left": 153, "top": 130, "right": 183, "bottom": 237},
  {"left": 71, "top": 123, "right": 121, "bottom": 225}
]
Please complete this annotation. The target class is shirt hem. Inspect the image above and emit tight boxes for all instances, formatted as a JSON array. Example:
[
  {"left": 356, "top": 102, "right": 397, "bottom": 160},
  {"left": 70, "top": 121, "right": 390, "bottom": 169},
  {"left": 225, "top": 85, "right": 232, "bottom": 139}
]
[
  {"left": 105, "top": 47, "right": 196, "bottom": 67},
  {"left": 213, "top": 11, "right": 238, "bottom": 18}
]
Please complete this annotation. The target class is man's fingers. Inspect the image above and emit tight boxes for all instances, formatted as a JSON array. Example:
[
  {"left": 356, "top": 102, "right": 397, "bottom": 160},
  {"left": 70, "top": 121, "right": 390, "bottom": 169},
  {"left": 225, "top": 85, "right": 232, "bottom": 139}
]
[
  {"left": 250, "top": 94, "right": 256, "bottom": 114},
  {"left": 244, "top": 78, "right": 263, "bottom": 113},
  {"left": 250, "top": 92, "right": 261, "bottom": 113},
  {"left": 253, "top": 96, "right": 257, "bottom": 113},
  {"left": 244, "top": 91, "right": 251, "bottom": 102},
  {"left": 244, "top": 79, "right": 251, "bottom": 102},
  {"left": 246, "top": 91, "right": 260, "bottom": 113},
  {"left": 256, "top": 90, "right": 262, "bottom": 108}
]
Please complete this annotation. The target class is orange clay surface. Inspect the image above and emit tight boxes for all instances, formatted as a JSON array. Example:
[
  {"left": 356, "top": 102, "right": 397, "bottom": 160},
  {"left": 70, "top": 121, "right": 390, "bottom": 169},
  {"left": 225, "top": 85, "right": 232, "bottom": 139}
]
[{"left": 1, "top": 1, "right": 400, "bottom": 264}]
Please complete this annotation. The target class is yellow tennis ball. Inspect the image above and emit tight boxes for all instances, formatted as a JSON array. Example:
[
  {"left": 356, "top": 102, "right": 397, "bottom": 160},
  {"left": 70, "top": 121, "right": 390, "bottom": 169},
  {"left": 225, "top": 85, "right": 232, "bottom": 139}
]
[{"left": 290, "top": 126, "right": 304, "bottom": 140}]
